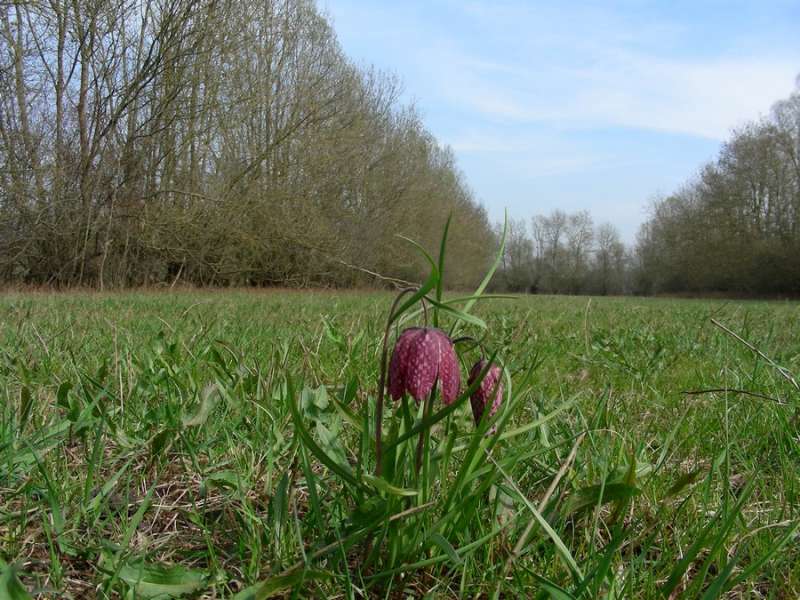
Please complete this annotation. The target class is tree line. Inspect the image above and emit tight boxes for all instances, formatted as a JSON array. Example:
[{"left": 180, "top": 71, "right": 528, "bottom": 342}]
[
  {"left": 0, "top": 0, "right": 494, "bottom": 289},
  {"left": 490, "top": 213, "right": 630, "bottom": 296},
  {"left": 634, "top": 83, "right": 800, "bottom": 296},
  {"left": 493, "top": 83, "right": 800, "bottom": 297},
  {"left": 3, "top": 0, "right": 797, "bottom": 295}
]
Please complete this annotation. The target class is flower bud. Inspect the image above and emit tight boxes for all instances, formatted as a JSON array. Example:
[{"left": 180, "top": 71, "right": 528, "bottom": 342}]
[
  {"left": 467, "top": 360, "right": 503, "bottom": 426},
  {"left": 388, "top": 327, "right": 460, "bottom": 404}
]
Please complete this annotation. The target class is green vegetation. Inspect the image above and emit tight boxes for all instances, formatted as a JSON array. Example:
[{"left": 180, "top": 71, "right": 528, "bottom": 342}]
[
  {"left": 2, "top": 4, "right": 797, "bottom": 593},
  {"left": 2, "top": 288, "right": 798, "bottom": 597}
]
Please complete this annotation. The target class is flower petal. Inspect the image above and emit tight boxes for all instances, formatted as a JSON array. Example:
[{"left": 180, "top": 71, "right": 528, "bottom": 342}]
[
  {"left": 388, "top": 328, "right": 418, "bottom": 400},
  {"left": 436, "top": 332, "right": 461, "bottom": 405},
  {"left": 468, "top": 360, "right": 503, "bottom": 423},
  {"left": 487, "top": 370, "right": 503, "bottom": 418},
  {"left": 405, "top": 329, "right": 439, "bottom": 402}
]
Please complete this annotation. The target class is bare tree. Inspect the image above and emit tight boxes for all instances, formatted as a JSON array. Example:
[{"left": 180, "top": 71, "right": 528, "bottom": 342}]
[{"left": 0, "top": 0, "right": 495, "bottom": 289}]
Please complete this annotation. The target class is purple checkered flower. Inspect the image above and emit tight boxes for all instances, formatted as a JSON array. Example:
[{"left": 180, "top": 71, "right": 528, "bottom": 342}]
[
  {"left": 467, "top": 360, "right": 503, "bottom": 426},
  {"left": 388, "top": 327, "right": 460, "bottom": 405}
]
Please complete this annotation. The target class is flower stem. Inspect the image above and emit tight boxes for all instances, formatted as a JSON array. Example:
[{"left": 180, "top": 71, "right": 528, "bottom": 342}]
[
  {"left": 415, "top": 387, "right": 435, "bottom": 477},
  {"left": 375, "top": 287, "right": 416, "bottom": 477}
]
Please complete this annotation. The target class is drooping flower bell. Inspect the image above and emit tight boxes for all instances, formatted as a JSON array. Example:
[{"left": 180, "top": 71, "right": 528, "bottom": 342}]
[
  {"left": 467, "top": 360, "right": 504, "bottom": 426},
  {"left": 388, "top": 327, "right": 460, "bottom": 405}
]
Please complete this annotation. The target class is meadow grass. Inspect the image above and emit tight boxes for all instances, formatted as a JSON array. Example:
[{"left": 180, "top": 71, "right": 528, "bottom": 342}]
[{"left": 1, "top": 290, "right": 798, "bottom": 598}]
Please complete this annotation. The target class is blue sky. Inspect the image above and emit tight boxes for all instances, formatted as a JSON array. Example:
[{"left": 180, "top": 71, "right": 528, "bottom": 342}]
[{"left": 321, "top": 0, "right": 800, "bottom": 242}]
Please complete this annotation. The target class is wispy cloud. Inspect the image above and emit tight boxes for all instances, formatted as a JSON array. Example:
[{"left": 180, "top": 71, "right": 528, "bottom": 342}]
[
  {"left": 422, "top": 28, "right": 799, "bottom": 140},
  {"left": 323, "top": 0, "right": 800, "bottom": 240},
  {"left": 326, "top": 0, "right": 800, "bottom": 140}
]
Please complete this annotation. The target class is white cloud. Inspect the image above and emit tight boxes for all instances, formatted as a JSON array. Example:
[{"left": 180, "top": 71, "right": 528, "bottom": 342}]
[
  {"left": 445, "top": 130, "right": 632, "bottom": 177},
  {"left": 324, "top": 0, "right": 800, "bottom": 240},
  {"left": 565, "top": 54, "right": 798, "bottom": 139},
  {"left": 431, "top": 47, "right": 798, "bottom": 140},
  {"left": 325, "top": 0, "right": 799, "bottom": 139},
  {"left": 392, "top": 0, "right": 800, "bottom": 141},
  {"left": 446, "top": 131, "right": 525, "bottom": 153}
]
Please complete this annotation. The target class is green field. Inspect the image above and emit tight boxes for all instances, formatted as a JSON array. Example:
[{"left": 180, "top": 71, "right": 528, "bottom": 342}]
[{"left": 1, "top": 290, "right": 799, "bottom": 598}]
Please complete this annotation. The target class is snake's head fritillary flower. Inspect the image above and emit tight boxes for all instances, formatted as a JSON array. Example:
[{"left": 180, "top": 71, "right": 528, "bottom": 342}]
[
  {"left": 388, "top": 327, "right": 460, "bottom": 405},
  {"left": 467, "top": 360, "right": 503, "bottom": 426}
]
